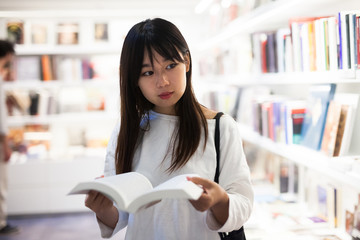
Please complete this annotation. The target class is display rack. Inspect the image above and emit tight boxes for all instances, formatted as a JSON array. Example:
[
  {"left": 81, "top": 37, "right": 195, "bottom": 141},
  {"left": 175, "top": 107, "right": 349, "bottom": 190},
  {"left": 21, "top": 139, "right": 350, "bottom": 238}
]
[
  {"left": 0, "top": 11, "right": 123, "bottom": 214},
  {"left": 197, "top": 0, "right": 360, "bottom": 238}
]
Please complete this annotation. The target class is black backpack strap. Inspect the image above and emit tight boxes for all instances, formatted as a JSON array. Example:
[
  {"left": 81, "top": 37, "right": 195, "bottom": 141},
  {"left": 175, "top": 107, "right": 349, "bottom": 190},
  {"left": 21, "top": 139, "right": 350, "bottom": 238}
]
[
  {"left": 213, "top": 112, "right": 246, "bottom": 240},
  {"left": 214, "top": 112, "right": 224, "bottom": 184}
]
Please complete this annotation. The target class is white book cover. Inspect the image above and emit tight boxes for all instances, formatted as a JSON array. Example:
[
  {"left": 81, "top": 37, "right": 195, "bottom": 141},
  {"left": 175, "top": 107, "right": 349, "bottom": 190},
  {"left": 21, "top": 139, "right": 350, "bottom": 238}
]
[
  {"left": 276, "top": 28, "right": 290, "bottom": 73},
  {"left": 327, "top": 17, "right": 339, "bottom": 71},
  {"left": 333, "top": 93, "right": 359, "bottom": 156},
  {"left": 340, "top": 11, "right": 349, "bottom": 70}
]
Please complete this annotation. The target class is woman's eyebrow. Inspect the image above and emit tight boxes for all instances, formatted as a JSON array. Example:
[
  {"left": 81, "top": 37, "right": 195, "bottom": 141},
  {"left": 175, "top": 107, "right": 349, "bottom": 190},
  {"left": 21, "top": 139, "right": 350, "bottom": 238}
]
[{"left": 142, "top": 63, "right": 152, "bottom": 68}]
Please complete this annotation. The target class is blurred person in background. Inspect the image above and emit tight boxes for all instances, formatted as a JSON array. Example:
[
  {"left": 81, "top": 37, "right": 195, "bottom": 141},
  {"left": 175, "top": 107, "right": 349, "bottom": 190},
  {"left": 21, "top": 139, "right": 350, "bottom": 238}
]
[{"left": 0, "top": 39, "right": 19, "bottom": 235}]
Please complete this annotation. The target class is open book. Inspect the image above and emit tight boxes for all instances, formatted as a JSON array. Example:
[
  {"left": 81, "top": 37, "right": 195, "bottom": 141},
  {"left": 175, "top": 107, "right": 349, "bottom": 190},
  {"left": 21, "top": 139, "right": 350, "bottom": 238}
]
[{"left": 68, "top": 172, "right": 203, "bottom": 213}]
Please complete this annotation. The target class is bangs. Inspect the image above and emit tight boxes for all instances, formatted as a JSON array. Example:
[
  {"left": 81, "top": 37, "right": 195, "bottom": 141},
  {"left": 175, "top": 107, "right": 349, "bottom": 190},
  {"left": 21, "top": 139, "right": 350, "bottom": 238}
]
[{"left": 144, "top": 34, "right": 185, "bottom": 66}]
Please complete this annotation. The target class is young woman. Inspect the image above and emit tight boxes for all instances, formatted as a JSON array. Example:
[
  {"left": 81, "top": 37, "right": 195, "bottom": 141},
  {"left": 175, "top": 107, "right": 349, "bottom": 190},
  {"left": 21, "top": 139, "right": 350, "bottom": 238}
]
[{"left": 85, "top": 18, "right": 253, "bottom": 239}]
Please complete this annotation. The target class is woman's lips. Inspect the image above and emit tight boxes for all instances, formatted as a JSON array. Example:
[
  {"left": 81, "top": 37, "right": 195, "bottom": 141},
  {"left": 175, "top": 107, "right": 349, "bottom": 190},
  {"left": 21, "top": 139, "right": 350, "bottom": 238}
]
[{"left": 159, "top": 92, "right": 173, "bottom": 100}]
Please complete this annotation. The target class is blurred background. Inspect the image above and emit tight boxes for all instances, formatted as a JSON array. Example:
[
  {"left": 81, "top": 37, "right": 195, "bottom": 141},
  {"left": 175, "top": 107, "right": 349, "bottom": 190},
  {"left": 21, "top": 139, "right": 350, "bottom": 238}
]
[{"left": 1, "top": 0, "right": 360, "bottom": 239}]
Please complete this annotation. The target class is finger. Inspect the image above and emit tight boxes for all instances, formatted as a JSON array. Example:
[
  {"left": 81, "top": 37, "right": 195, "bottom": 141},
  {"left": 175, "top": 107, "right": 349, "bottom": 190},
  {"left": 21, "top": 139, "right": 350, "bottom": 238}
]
[{"left": 187, "top": 176, "right": 213, "bottom": 188}]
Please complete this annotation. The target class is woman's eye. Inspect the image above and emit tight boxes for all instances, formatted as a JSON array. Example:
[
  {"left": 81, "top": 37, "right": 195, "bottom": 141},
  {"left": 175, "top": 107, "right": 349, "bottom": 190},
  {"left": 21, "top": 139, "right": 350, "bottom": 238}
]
[
  {"left": 166, "top": 63, "right": 177, "bottom": 69},
  {"left": 142, "top": 71, "right": 153, "bottom": 76}
]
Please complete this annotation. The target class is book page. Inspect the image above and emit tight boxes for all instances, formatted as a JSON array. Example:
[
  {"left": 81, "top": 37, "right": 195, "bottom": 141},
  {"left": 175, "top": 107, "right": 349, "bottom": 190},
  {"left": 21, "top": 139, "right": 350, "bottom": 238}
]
[
  {"left": 127, "top": 174, "right": 203, "bottom": 213},
  {"left": 68, "top": 172, "right": 153, "bottom": 211}
]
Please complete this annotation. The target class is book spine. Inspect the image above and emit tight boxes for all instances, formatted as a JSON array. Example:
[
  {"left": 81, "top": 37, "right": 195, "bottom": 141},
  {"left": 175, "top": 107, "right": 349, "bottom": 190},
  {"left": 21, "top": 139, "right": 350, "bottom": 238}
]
[
  {"left": 338, "top": 12, "right": 343, "bottom": 69},
  {"left": 357, "top": 15, "right": 360, "bottom": 69}
]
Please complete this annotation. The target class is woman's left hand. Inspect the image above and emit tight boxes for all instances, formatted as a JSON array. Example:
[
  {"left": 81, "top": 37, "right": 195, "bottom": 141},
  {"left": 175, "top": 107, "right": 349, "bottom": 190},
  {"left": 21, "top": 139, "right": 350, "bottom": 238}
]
[{"left": 187, "top": 176, "right": 229, "bottom": 225}]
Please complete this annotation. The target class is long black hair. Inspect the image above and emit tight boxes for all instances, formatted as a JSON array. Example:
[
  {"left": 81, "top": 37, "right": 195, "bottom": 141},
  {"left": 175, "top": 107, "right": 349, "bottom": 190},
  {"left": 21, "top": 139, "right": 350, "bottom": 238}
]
[
  {"left": 0, "top": 40, "right": 15, "bottom": 57},
  {"left": 115, "top": 18, "right": 208, "bottom": 174}
]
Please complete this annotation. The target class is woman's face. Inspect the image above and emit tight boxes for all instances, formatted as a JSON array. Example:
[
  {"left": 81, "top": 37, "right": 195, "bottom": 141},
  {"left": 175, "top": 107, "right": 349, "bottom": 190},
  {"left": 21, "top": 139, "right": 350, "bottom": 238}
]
[{"left": 138, "top": 49, "right": 189, "bottom": 115}]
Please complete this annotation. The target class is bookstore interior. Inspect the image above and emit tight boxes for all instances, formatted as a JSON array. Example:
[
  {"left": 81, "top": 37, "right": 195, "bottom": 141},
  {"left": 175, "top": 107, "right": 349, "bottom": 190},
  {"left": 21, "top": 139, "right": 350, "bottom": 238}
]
[{"left": 1, "top": 0, "right": 360, "bottom": 239}]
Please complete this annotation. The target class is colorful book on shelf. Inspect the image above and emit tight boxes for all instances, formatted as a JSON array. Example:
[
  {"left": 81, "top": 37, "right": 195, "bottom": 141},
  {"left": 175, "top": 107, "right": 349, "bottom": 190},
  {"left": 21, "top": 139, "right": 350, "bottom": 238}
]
[
  {"left": 31, "top": 23, "right": 49, "bottom": 44},
  {"left": 290, "top": 17, "right": 324, "bottom": 72},
  {"left": 290, "top": 16, "right": 338, "bottom": 72},
  {"left": 349, "top": 13, "right": 357, "bottom": 70},
  {"left": 333, "top": 93, "right": 359, "bottom": 156},
  {"left": 327, "top": 16, "right": 339, "bottom": 71},
  {"left": 283, "top": 100, "right": 306, "bottom": 145},
  {"left": 68, "top": 173, "right": 202, "bottom": 213},
  {"left": 260, "top": 33, "right": 268, "bottom": 73},
  {"left": 265, "top": 32, "right": 277, "bottom": 73},
  {"left": 333, "top": 104, "right": 349, "bottom": 157},
  {"left": 5, "top": 90, "right": 31, "bottom": 116},
  {"left": 320, "top": 100, "right": 342, "bottom": 157},
  {"left": 338, "top": 12, "right": 343, "bottom": 69},
  {"left": 339, "top": 11, "right": 350, "bottom": 70},
  {"left": 275, "top": 28, "right": 290, "bottom": 73},
  {"left": 29, "top": 92, "right": 40, "bottom": 116},
  {"left": 15, "top": 56, "right": 41, "bottom": 81},
  {"left": 357, "top": 14, "right": 360, "bottom": 70},
  {"left": 57, "top": 23, "right": 79, "bottom": 45},
  {"left": 316, "top": 184, "right": 337, "bottom": 227},
  {"left": 7, "top": 21, "right": 24, "bottom": 44},
  {"left": 339, "top": 12, "right": 360, "bottom": 71},
  {"left": 272, "top": 101, "right": 284, "bottom": 143},
  {"left": 41, "top": 55, "right": 53, "bottom": 81},
  {"left": 251, "top": 33, "right": 263, "bottom": 73},
  {"left": 300, "top": 84, "right": 336, "bottom": 151},
  {"left": 284, "top": 34, "right": 293, "bottom": 72},
  {"left": 94, "top": 23, "right": 109, "bottom": 42},
  {"left": 261, "top": 101, "right": 272, "bottom": 139}
]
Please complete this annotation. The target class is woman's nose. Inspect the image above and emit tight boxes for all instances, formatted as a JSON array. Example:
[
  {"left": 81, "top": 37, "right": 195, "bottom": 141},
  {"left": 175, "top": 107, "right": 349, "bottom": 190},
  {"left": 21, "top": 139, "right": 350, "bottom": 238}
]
[{"left": 156, "top": 72, "right": 169, "bottom": 88}]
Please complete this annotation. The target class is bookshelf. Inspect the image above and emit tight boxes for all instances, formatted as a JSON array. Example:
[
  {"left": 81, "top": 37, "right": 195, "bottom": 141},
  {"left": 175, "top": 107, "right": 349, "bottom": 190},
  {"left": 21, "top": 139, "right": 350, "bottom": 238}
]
[
  {"left": 197, "top": 0, "right": 360, "bottom": 51},
  {"left": 238, "top": 123, "right": 360, "bottom": 192},
  {"left": 196, "top": 0, "right": 360, "bottom": 239},
  {"left": 0, "top": 11, "right": 125, "bottom": 214},
  {"left": 0, "top": 5, "right": 204, "bottom": 215}
]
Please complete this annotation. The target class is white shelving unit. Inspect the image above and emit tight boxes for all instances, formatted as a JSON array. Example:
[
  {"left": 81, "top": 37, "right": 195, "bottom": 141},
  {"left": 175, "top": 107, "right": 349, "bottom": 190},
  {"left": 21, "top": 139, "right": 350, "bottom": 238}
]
[
  {"left": 0, "top": 11, "right": 124, "bottom": 214},
  {"left": 238, "top": 123, "right": 360, "bottom": 192},
  {"left": 14, "top": 44, "right": 122, "bottom": 56},
  {"left": 197, "top": 0, "right": 360, "bottom": 51},
  {"left": 199, "top": 71, "right": 360, "bottom": 86},
  {"left": 197, "top": 0, "right": 360, "bottom": 238},
  {"left": 1, "top": 5, "right": 203, "bottom": 214}
]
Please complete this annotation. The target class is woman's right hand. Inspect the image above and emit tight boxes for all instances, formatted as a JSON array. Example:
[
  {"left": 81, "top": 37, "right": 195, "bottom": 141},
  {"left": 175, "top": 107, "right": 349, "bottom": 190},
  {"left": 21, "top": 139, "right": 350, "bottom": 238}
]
[
  {"left": 85, "top": 191, "right": 119, "bottom": 229},
  {"left": 85, "top": 191, "right": 113, "bottom": 214}
]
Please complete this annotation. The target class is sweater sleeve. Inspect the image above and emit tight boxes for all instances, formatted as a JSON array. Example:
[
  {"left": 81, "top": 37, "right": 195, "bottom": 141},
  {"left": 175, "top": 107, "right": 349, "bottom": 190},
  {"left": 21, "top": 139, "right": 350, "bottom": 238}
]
[
  {"left": 97, "top": 122, "right": 130, "bottom": 238},
  {"left": 205, "top": 115, "right": 254, "bottom": 232}
]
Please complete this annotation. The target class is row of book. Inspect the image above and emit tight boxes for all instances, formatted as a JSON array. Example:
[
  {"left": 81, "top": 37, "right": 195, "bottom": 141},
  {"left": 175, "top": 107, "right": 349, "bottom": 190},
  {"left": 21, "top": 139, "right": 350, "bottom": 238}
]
[
  {"left": 306, "top": 168, "right": 360, "bottom": 237},
  {"left": 252, "top": 11, "right": 360, "bottom": 73},
  {"left": 248, "top": 143, "right": 360, "bottom": 237},
  {"left": 15, "top": 55, "right": 97, "bottom": 82},
  {"left": 7, "top": 21, "right": 109, "bottom": 45},
  {"left": 247, "top": 145, "right": 352, "bottom": 235},
  {"left": 6, "top": 88, "right": 106, "bottom": 117},
  {"left": 234, "top": 84, "right": 359, "bottom": 157}
]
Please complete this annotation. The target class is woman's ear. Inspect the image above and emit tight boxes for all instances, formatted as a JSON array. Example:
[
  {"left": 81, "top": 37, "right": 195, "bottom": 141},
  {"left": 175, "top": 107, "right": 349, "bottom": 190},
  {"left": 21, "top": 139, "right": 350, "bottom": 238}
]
[{"left": 184, "top": 52, "right": 190, "bottom": 72}]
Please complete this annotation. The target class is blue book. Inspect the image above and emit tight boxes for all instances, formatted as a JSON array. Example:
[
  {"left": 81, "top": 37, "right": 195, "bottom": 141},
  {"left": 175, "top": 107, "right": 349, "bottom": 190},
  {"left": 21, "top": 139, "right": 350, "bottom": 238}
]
[
  {"left": 301, "top": 84, "right": 336, "bottom": 150},
  {"left": 338, "top": 12, "right": 343, "bottom": 69}
]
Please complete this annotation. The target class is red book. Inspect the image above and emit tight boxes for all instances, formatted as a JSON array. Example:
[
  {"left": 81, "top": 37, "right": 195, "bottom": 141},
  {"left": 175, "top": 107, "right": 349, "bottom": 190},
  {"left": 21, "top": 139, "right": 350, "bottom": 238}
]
[
  {"left": 41, "top": 55, "right": 53, "bottom": 81},
  {"left": 260, "top": 34, "right": 268, "bottom": 73},
  {"left": 356, "top": 15, "right": 360, "bottom": 69}
]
